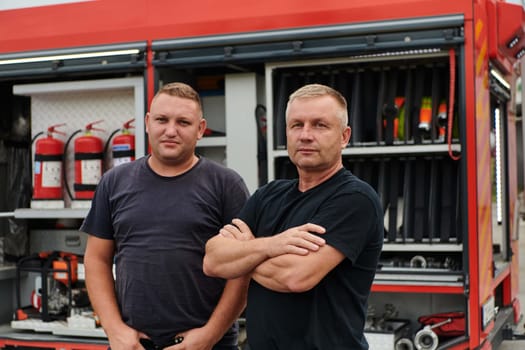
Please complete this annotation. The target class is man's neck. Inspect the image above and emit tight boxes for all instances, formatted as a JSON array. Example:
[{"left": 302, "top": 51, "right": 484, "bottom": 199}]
[
  {"left": 297, "top": 163, "right": 343, "bottom": 192},
  {"left": 148, "top": 154, "right": 199, "bottom": 177}
]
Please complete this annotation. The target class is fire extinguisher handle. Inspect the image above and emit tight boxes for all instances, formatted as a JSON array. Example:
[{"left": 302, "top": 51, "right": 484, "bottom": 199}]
[
  {"left": 86, "top": 120, "right": 105, "bottom": 132},
  {"left": 123, "top": 118, "right": 135, "bottom": 129},
  {"left": 48, "top": 123, "right": 67, "bottom": 136}
]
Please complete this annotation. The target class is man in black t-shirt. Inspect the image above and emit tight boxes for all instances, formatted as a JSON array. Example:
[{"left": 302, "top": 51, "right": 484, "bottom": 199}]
[{"left": 204, "top": 84, "right": 383, "bottom": 350}]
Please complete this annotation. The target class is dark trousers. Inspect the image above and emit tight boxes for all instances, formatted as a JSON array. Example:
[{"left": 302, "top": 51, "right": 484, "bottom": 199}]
[{"left": 109, "top": 345, "right": 237, "bottom": 350}]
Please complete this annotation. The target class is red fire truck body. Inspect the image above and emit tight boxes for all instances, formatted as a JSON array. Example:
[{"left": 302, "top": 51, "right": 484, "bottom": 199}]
[{"left": 0, "top": 1, "right": 524, "bottom": 349}]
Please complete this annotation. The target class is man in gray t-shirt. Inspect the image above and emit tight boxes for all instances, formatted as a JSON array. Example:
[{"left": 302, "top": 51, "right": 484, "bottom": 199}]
[{"left": 81, "top": 82, "right": 249, "bottom": 350}]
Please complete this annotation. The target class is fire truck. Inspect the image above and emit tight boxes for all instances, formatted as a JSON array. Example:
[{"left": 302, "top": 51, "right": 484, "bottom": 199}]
[{"left": 0, "top": 0, "right": 524, "bottom": 349}]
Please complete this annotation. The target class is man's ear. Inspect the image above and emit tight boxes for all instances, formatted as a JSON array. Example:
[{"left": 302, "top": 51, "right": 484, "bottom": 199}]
[
  {"left": 197, "top": 118, "right": 207, "bottom": 139},
  {"left": 144, "top": 113, "right": 150, "bottom": 134},
  {"left": 342, "top": 126, "right": 351, "bottom": 148}
]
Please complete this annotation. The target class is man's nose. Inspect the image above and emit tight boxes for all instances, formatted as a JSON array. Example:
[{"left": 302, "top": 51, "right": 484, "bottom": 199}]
[
  {"left": 165, "top": 121, "right": 178, "bottom": 135},
  {"left": 299, "top": 125, "right": 313, "bottom": 139}
]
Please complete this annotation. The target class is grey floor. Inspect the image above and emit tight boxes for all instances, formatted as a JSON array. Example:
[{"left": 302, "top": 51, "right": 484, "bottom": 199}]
[{"left": 498, "top": 217, "right": 525, "bottom": 349}]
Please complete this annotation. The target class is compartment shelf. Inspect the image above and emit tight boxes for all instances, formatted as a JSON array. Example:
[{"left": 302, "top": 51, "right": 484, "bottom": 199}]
[
  {"left": 197, "top": 136, "right": 227, "bottom": 147},
  {"left": 13, "top": 209, "right": 88, "bottom": 219},
  {"left": 0, "top": 324, "right": 107, "bottom": 350},
  {"left": 371, "top": 283, "right": 465, "bottom": 294},
  {"left": 272, "top": 143, "right": 461, "bottom": 157},
  {"left": 381, "top": 243, "right": 462, "bottom": 252}
]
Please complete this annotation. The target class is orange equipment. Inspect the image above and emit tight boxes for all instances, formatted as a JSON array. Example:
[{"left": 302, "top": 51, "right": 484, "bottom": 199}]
[{"left": 418, "top": 97, "right": 432, "bottom": 132}]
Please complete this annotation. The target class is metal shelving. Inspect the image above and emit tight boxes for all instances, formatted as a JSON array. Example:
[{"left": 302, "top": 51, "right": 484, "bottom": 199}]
[{"left": 12, "top": 209, "right": 88, "bottom": 220}]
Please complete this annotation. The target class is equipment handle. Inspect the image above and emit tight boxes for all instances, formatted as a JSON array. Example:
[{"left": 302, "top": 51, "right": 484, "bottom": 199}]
[
  {"left": 123, "top": 118, "right": 135, "bottom": 130},
  {"left": 48, "top": 123, "right": 67, "bottom": 136},
  {"left": 85, "top": 120, "right": 105, "bottom": 132},
  {"left": 427, "top": 317, "right": 452, "bottom": 330}
]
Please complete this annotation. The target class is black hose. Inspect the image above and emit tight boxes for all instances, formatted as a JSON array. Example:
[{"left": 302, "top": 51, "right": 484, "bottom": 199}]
[
  {"left": 29, "top": 131, "right": 46, "bottom": 196},
  {"left": 63, "top": 130, "right": 82, "bottom": 201},
  {"left": 103, "top": 128, "right": 121, "bottom": 172},
  {"left": 31, "top": 131, "right": 45, "bottom": 145}
]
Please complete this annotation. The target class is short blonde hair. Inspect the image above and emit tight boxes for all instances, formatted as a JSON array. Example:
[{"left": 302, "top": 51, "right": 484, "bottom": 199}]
[
  {"left": 286, "top": 84, "right": 348, "bottom": 128},
  {"left": 153, "top": 82, "right": 203, "bottom": 118}
]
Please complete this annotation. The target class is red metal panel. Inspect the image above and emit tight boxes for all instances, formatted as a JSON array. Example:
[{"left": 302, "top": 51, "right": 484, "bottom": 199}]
[
  {"left": 0, "top": 338, "right": 108, "bottom": 350},
  {"left": 473, "top": 10, "right": 494, "bottom": 306},
  {"left": 468, "top": 2, "right": 487, "bottom": 347},
  {"left": 0, "top": 0, "right": 473, "bottom": 54},
  {"left": 0, "top": 0, "right": 521, "bottom": 346},
  {"left": 487, "top": 0, "right": 525, "bottom": 74},
  {"left": 511, "top": 239, "right": 521, "bottom": 303},
  {"left": 371, "top": 284, "right": 464, "bottom": 294},
  {"left": 507, "top": 106, "right": 520, "bottom": 305},
  {"left": 492, "top": 265, "right": 511, "bottom": 292}
]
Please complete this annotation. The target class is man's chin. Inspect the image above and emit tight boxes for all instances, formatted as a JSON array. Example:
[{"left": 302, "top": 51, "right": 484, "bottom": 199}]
[
  {"left": 157, "top": 152, "right": 183, "bottom": 162},
  {"left": 295, "top": 161, "right": 320, "bottom": 170}
]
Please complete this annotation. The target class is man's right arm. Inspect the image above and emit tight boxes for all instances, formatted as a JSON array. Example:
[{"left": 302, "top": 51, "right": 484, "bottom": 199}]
[
  {"left": 84, "top": 235, "right": 143, "bottom": 350},
  {"left": 204, "top": 233, "right": 272, "bottom": 279},
  {"left": 203, "top": 220, "right": 326, "bottom": 279}
]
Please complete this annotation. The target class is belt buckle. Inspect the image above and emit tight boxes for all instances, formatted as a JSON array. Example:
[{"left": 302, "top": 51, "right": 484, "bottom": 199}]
[{"left": 139, "top": 338, "right": 160, "bottom": 350}]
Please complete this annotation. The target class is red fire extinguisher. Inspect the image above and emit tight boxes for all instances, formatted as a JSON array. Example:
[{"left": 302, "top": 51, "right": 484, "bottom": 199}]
[
  {"left": 74, "top": 120, "right": 104, "bottom": 200},
  {"left": 111, "top": 118, "right": 135, "bottom": 167},
  {"left": 32, "top": 124, "right": 66, "bottom": 201}
]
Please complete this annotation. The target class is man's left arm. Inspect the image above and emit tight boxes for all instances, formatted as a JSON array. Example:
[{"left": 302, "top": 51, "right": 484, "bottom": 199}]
[
  {"left": 252, "top": 244, "right": 344, "bottom": 293},
  {"left": 170, "top": 276, "right": 249, "bottom": 349},
  {"left": 197, "top": 175, "right": 250, "bottom": 343},
  {"left": 204, "top": 276, "right": 250, "bottom": 342}
]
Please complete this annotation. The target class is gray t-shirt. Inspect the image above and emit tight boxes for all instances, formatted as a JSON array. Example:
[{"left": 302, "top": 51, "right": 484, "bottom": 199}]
[{"left": 80, "top": 156, "right": 249, "bottom": 346}]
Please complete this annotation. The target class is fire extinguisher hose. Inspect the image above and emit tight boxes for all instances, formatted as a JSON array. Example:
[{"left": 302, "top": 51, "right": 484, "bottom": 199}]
[
  {"left": 30, "top": 131, "right": 45, "bottom": 195},
  {"left": 103, "top": 128, "right": 122, "bottom": 171},
  {"left": 31, "top": 131, "right": 44, "bottom": 145},
  {"left": 63, "top": 129, "right": 82, "bottom": 201}
]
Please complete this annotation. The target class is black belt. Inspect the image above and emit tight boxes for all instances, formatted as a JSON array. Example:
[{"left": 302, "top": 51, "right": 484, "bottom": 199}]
[{"left": 139, "top": 336, "right": 184, "bottom": 350}]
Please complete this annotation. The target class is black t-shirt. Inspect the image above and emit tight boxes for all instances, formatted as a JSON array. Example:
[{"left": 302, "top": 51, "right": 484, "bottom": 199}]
[
  {"left": 80, "top": 156, "right": 249, "bottom": 346},
  {"left": 239, "top": 168, "right": 383, "bottom": 350}
]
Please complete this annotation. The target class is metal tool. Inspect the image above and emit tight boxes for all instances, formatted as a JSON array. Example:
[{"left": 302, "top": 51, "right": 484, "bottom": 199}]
[
  {"left": 414, "top": 318, "right": 452, "bottom": 350},
  {"left": 396, "top": 337, "right": 415, "bottom": 350}
]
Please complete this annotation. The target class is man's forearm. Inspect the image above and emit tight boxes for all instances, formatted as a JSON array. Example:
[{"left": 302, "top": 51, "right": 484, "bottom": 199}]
[
  {"left": 253, "top": 243, "right": 345, "bottom": 293},
  {"left": 204, "top": 235, "right": 270, "bottom": 279},
  {"left": 202, "top": 276, "right": 250, "bottom": 344},
  {"left": 204, "top": 221, "right": 326, "bottom": 281},
  {"left": 252, "top": 255, "right": 294, "bottom": 292},
  {"left": 252, "top": 253, "right": 319, "bottom": 293},
  {"left": 85, "top": 260, "right": 126, "bottom": 334}
]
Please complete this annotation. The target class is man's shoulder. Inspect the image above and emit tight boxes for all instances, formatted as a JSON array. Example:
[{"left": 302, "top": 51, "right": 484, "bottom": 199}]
[
  {"left": 257, "top": 178, "right": 295, "bottom": 194},
  {"left": 340, "top": 169, "right": 374, "bottom": 190},
  {"left": 104, "top": 156, "right": 144, "bottom": 178},
  {"left": 199, "top": 157, "right": 242, "bottom": 178},
  {"left": 335, "top": 170, "right": 381, "bottom": 203}
]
